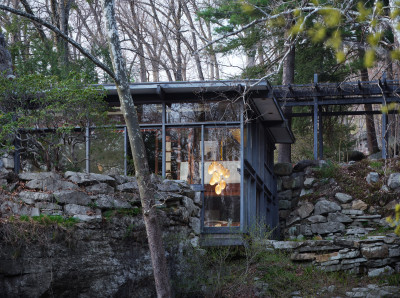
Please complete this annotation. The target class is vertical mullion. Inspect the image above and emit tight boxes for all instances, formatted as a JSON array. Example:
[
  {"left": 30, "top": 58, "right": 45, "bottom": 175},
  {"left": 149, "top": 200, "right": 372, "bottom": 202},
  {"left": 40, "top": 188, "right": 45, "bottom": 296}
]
[
  {"left": 124, "top": 126, "right": 128, "bottom": 176},
  {"left": 240, "top": 101, "right": 245, "bottom": 232},
  {"left": 200, "top": 124, "right": 205, "bottom": 232},
  {"left": 201, "top": 125, "right": 204, "bottom": 186},
  {"left": 85, "top": 126, "right": 90, "bottom": 173},
  {"left": 162, "top": 101, "right": 166, "bottom": 177}
]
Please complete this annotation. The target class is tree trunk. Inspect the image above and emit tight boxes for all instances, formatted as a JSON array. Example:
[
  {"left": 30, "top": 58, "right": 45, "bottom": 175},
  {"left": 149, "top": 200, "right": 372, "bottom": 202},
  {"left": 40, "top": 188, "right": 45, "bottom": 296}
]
[
  {"left": 129, "top": 1, "right": 147, "bottom": 82},
  {"left": 58, "top": 0, "right": 70, "bottom": 66},
  {"left": 277, "top": 42, "right": 295, "bottom": 163},
  {"left": 181, "top": 1, "right": 204, "bottom": 80},
  {"left": 102, "top": 1, "right": 172, "bottom": 297},
  {"left": 0, "top": 33, "right": 13, "bottom": 76},
  {"left": 360, "top": 68, "right": 379, "bottom": 154}
]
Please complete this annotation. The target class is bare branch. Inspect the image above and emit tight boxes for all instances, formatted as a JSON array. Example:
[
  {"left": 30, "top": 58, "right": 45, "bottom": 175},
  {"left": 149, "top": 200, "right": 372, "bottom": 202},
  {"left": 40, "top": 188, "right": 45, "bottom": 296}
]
[{"left": 0, "top": 4, "right": 117, "bottom": 82}]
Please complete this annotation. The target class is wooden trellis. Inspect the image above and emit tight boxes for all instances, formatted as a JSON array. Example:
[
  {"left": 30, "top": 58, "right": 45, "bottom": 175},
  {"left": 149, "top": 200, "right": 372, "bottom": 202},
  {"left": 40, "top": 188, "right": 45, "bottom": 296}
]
[{"left": 269, "top": 74, "right": 400, "bottom": 159}]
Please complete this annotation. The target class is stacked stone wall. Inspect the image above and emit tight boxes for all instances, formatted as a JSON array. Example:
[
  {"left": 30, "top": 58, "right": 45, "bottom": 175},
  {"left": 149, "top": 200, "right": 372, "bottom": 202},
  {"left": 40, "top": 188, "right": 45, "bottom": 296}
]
[{"left": 275, "top": 160, "right": 400, "bottom": 276}]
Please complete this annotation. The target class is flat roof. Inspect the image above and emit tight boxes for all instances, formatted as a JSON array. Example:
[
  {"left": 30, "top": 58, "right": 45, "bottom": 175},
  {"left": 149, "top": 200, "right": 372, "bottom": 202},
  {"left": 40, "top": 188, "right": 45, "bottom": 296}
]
[{"left": 102, "top": 80, "right": 294, "bottom": 144}]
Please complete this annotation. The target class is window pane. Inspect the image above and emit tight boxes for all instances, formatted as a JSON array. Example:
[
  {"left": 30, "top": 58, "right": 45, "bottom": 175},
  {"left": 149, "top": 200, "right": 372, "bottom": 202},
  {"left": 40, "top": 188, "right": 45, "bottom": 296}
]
[
  {"left": 19, "top": 131, "right": 86, "bottom": 172},
  {"left": 143, "top": 129, "right": 162, "bottom": 175},
  {"left": 127, "top": 128, "right": 162, "bottom": 176},
  {"left": 166, "top": 101, "right": 240, "bottom": 123},
  {"left": 204, "top": 127, "right": 241, "bottom": 228},
  {"left": 90, "top": 128, "right": 124, "bottom": 174},
  {"left": 108, "top": 104, "right": 162, "bottom": 125},
  {"left": 165, "top": 127, "right": 201, "bottom": 184},
  {"left": 136, "top": 104, "right": 162, "bottom": 123}
]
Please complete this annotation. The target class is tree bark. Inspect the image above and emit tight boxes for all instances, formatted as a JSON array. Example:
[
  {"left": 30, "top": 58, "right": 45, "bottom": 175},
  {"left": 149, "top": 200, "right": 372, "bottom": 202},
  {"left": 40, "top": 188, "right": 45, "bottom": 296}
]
[
  {"left": 101, "top": 1, "right": 172, "bottom": 297},
  {"left": 277, "top": 42, "right": 295, "bottom": 163},
  {"left": 129, "top": 1, "right": 147, "bottom": 82},
  {"left": 360, "top": 67, "right": 379, "bottom": 154},
  {"left": 181, "top": 1, "right": 204, "bottom": 80}
]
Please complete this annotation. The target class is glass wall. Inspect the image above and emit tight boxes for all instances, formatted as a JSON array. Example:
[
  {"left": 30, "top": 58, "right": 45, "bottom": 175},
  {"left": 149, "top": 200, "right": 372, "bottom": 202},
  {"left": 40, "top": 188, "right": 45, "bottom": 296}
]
[
  {"left": 127, "top": 128, "right": 162, "bottom": 176},
  {"left": 166, "top": 101, "right": 240, "bottom": 123},
  {"left": 165, "top": 127, "right": 201, "bottom": 183},
  {"left": 18, "top": 99, "right": 245, "bottom": 232},
  {"left": 203, "top": 127, "right": 241, "bottom": 228},
  {"left": 90, "top": 128, "right": 125, "bottom": 174},
  {"left": 108, "top": 104, "right": 162, "bottom": 125}
]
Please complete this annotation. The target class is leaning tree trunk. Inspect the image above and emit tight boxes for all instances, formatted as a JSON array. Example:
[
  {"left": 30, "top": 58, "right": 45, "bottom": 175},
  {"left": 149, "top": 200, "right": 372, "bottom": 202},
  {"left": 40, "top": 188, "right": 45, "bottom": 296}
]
[
  {"left": 278, "top": 41, "right": 295, "bottom": 163},
  {"left": 102, "top": 1, "right": 172, "bottom": 297}
]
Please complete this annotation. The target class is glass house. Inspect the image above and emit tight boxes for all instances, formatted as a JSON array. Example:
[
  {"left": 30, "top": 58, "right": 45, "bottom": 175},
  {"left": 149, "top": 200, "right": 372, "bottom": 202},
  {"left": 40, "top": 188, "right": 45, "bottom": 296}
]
[{"left": 104, "top": 80, "right": 294, "bottom": 235}]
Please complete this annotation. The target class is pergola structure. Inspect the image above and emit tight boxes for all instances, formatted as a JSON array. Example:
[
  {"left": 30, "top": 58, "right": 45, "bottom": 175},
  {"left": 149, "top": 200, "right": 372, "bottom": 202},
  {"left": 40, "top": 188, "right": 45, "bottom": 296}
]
[{"left": 269, "top": 74, "right": 400, "bottom": 159}]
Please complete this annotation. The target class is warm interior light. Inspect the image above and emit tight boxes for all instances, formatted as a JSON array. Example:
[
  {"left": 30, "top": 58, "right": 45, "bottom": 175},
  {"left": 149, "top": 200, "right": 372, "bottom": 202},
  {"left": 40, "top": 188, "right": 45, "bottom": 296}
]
[
  {"left": 208, "top": 161, "right": 229, "bottom": 194},
  {"left": 220, "top": 180, "right": 226, "bottom": 190},
  {"left": 215, "top": 183, "right": 222, "bottom": 194},
  {"left": 223, "top": 169, "right": 230, "bottom": 179}
]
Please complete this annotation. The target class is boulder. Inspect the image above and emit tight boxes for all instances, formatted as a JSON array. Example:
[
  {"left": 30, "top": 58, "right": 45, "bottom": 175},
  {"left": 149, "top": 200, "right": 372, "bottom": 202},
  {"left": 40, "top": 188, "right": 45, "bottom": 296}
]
[
  {"left": 307, "top": 215, "right": 327, "bottom": 223},
  {"left": 299, "top": 224, "right": 313, "bottom": 236},
  {"left": 117, "top": 181, "right": 139, "bottom": 192},
  {"left": 189, "top": 217, "right": 201, "bottom": 235},
  {"left": 286, "top": 216, "right": 300, "bottom": 226},
  {"left": 352, "top": 199, "right": 368, "bottom": 211},
  {"left": 296, "top": 202, "right": 314, "bottom": 219},
  {"left": 73, "top": 214, "right": 102, "bottom": 222},
  {"left": 388, "top": 173, "right": 400, "bottom": 190},
  {"left": 64, "top": 204, "right": 91, "bottom": 215},
  {"left": 346, "top": 227, "right": 367, "bottom": 235},
  {"left": 25, "top": 178, "right": 78, "bottom": 191},
  {"left": 368, "top": 151, "right": 382, "bottom": 160},
  {"left": 327, "top": 212, "right": 353, "bottom": 223},
  {"left": 277, "top": 190, "right": 292, "bottom": 201},
  {"left": 335, "top": 193, "right": 353, "bottom": 203},
  {"left": 300, "top": 188, "right": 313, "bottom": 196},
  {"left": 368, "top": 266, "right": 395, "bottom": 277},
  {"left": 1, "top": 201, "right": 36, "bottom": 216},
  {"left": 342, "top": 209, "right": 364, "bottom": 215},
  {"left": 19, "top": 172, "right": 61, "bottom": 181},
  {"left": 35, "top": 202, "right": 62, "bottom": 211},
  {"left": 274, "top": 163, "right": 293, "bottom": 176},
  {"left": 94, "top": 195, "right": 132, "bottom": 209},
  {"left": 182, "top": 196, "right": 197, "bottom": 217},
  {"left": 53, "top": 190, "right": 91, "bottom": 206},
  {"left": 19, "top": 191, "right": 54, "bottom": 204},
  {"left": 86, "top": 183, "right": 115, "bottom": 194},
  {"left": 2, "top": 155, "right": 14, "bottom": 169},
  {"left": 281, "top": 176, "right": 293, "bottom": 190},
  {"left": 311, "top": 222, "right": 345, "bottom": 234},
  {"left": 366, "top": 172, "right": 379, "bottom": 184},
  {"left": 64, "top": 171, "right": 115, "bottom": 186},
  {"left": 158, "top": 181, "right": 181, "bottom": 192},
  {"left": 314, "top": 200, "right": 341, "bottom": 215},
  {"left": 110, "top": 174, "right": 130, "bottom": 185},
  {"left": 361, "top": 244, "right": 389, "bottom": 259},
  {"left": 303, "top": 178, "right": 315, "bottom": 189},
  {"left": 279, "top": 200, "right": 292, "bottom": 210}
]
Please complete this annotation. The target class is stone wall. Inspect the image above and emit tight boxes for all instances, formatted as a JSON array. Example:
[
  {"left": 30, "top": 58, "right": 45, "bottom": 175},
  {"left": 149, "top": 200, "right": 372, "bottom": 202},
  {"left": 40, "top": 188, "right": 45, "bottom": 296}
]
[
  {"left": 274, "top": 160, "right": 400, "bottom": 276},
  {"left": 0, "top": 169, "right": 201, "bottom": 297},
  {"left": 266, "top": 236, "right": 400, "bottom": 276}
]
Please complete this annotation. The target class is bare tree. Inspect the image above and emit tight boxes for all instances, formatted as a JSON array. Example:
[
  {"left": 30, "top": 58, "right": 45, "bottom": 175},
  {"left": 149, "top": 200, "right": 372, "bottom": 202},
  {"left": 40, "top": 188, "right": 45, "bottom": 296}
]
[{"left": 0, "top": 2, "right": 172, "bottom": 297}]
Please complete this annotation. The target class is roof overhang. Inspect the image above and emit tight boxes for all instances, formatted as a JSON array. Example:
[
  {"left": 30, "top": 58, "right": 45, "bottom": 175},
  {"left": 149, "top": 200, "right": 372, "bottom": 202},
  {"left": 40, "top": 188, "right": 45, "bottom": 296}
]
[{"left": 102, "top": 79, "right": 294, "bottom": 144}]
